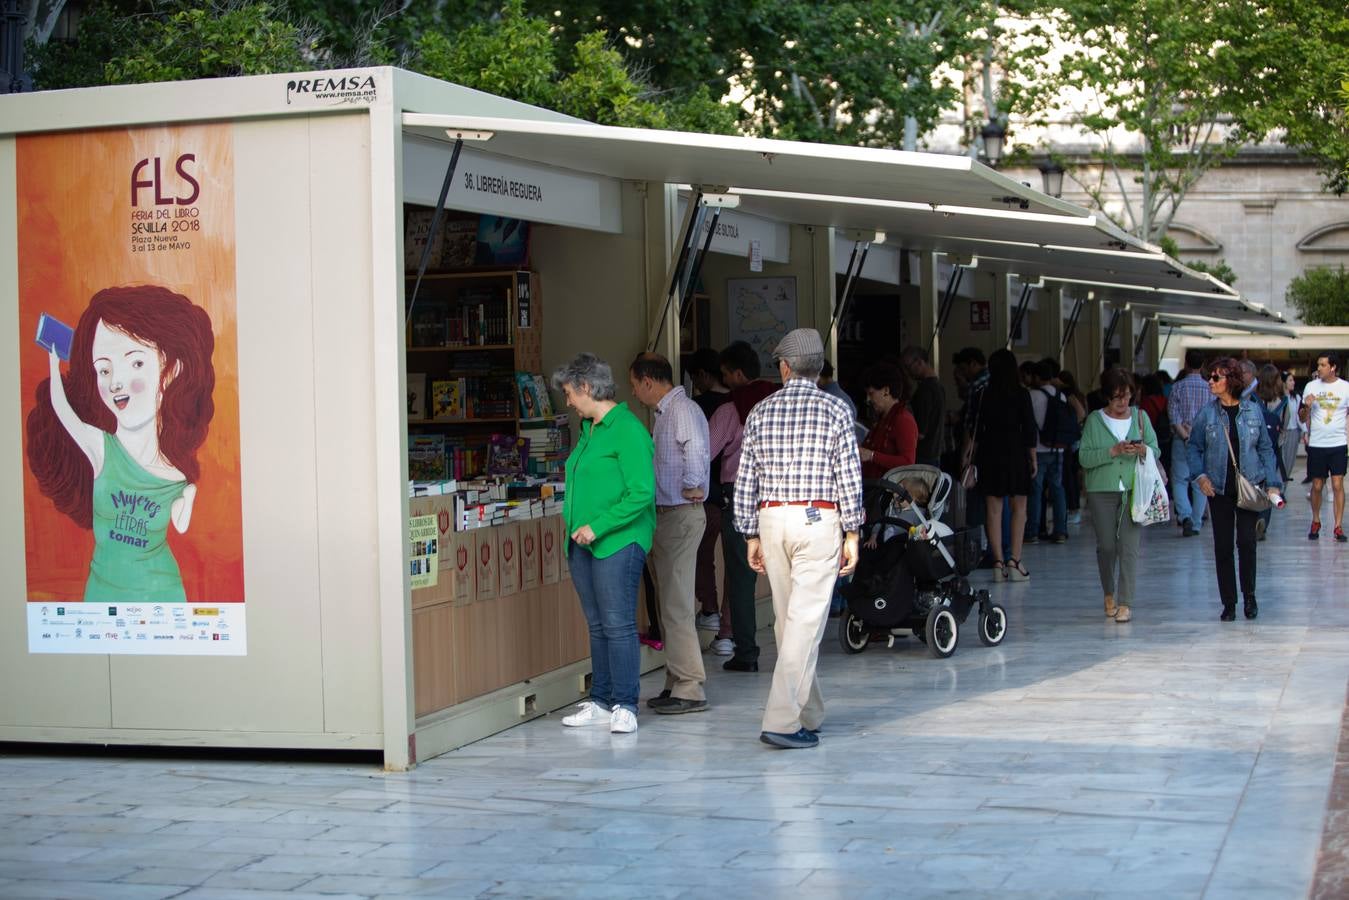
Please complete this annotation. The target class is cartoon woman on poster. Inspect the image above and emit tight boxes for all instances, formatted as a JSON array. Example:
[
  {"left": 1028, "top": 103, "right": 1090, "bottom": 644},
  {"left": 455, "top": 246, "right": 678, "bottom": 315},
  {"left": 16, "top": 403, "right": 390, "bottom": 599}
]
[{"left": 26, "top": 285, "right": 216, "bottom": 603}]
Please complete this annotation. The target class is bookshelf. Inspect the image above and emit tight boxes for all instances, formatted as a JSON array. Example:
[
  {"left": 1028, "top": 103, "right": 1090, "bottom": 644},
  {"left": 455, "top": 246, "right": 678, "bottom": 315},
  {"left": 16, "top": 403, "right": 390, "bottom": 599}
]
[{"left": 404, "top": 269, "right": 544, "bottom": 480}]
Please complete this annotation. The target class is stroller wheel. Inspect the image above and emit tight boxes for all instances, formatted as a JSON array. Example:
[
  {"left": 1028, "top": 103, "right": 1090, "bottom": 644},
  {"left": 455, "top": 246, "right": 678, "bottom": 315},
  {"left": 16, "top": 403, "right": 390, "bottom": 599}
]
[
  {"left": 924, "top": 607, "right": 958, "bottom": 658},
  {"left": 978, "top": 604, "right": 1008, "bottom": 647},
  {"left": 838, "top": 612, "right": 870, "bottom": 654}
]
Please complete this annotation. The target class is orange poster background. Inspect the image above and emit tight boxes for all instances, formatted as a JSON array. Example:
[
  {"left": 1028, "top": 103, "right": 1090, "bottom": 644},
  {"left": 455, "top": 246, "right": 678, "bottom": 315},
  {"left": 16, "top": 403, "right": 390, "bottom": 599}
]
[{"left": 17, "top": 125, "right": 245, "bottom": 603}]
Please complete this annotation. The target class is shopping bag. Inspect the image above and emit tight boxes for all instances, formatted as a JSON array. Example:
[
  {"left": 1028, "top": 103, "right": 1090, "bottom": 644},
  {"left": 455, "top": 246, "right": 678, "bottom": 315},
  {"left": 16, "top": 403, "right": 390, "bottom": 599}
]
[{"left": 1131, "top": 446, "right": 1171, "bottom": 526}]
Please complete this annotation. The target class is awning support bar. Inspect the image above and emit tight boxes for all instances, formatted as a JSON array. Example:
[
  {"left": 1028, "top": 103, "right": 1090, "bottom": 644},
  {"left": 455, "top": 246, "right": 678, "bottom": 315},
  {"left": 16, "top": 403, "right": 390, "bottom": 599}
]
[
  {"left": 1102, "top": 307, "right": 1124, "bottom": 357},
  {"left": 1159, "top": 324, "right": 1176, "bottom": 359},
  {"left": 826, "top": 240, "right": 870, "bottom": 352},
  {"left": 1060, "top": 296, "right": 1086, "bottom": 354},
  {"left": 649, "top": 188, "right": 705, "bottom": 352},
  {"left": 1133, "top": 317, "right": 1152, "bottom": 360},
  {"left": 405, "top": 137, "right": 463, "bottom": 327},
  {"left": 680, "top": 207, "right": 720, "bottom": 334},
  {"left": 1005, "top": 283, "right": 1034, "bottom": 351},
  {"left": 927, "top": 264, "right": 965, "bottom": 355}
]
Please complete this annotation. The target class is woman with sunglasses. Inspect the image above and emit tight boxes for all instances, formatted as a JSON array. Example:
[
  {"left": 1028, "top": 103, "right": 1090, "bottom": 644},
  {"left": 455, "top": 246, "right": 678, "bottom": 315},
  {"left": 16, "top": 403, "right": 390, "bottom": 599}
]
[{"left": 1187, "top": 358, "right": 1284, "bottom": 621}]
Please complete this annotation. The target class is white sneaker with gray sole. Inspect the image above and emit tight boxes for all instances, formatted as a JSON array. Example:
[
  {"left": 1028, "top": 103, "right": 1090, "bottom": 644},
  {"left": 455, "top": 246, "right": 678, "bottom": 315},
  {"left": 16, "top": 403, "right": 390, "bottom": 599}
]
[
  {"left": 609, "top": 707, "right": 638, "bottom": 733},
  {"left": 561, "top": 701, "right": 610, "bottom": 727}
]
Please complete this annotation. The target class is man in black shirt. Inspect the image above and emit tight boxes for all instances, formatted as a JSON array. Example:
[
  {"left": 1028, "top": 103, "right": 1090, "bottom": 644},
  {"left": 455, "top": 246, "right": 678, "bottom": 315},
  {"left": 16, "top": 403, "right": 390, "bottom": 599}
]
[
  {"left": 901, "top": 346, "right": 946, "bottom": 467},
  {"left": 683, "top": 349, "right": 733, "bottom": 643}
]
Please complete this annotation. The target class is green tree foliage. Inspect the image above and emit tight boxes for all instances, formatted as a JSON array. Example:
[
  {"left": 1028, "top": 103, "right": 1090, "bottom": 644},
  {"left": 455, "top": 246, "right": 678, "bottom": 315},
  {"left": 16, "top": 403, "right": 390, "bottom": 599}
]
[
  {"left": 1008, "top": 0, "right": 1262, "bottom": 242},
  {"left": 1157, "top": 237, "right": 1237, "bottom": 288},
  {"left": 26, "top": 0, "right": 733, "bottom": 133},
  {"left": 530, "top": 0, "right": 989, "bottom": 146},
  {"left": 1287, "top": 265, "right": 1349, "bottom": 326},
  {"left": 105, "top": 3, "right": 316, "bottom": 83},
  {"left": 410, "top": 1, "right": 737, "bottom": 132},
  {"left": 28, "top": 1, "right": 317, "bottom": 88},
  {"left": 1222, "top": 1, "right": 1349, "bottom": 194}
]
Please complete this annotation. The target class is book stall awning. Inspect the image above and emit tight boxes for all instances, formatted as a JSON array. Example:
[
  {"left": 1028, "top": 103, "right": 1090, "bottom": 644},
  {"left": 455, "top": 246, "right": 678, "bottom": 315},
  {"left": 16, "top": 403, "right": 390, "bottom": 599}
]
[
  {"left": 399, "top": 112, "right": 1277, "bottom": 327},
  {"left": 1147, "top": 312, "right": 1301, "bottom": 338}
]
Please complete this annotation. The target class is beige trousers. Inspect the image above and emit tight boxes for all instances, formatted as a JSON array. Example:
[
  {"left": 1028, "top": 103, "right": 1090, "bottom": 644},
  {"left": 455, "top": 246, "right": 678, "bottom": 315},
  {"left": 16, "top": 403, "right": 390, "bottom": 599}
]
[
  {"left": 650, "top": 503, "right": 707, "bottom": 701},
  {"left": 758, "top": 505, "right": 843, "bottom": 734}
]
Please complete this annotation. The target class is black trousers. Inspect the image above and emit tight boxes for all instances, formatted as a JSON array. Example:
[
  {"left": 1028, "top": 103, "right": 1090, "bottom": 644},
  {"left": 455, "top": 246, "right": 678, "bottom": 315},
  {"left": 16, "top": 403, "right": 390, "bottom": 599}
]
[
  {"left": 721, "top": 483, "right": 760, "bottom": 663},
  {"left": 1208, "top": 494, "right": 1258, "bottom": 605}
]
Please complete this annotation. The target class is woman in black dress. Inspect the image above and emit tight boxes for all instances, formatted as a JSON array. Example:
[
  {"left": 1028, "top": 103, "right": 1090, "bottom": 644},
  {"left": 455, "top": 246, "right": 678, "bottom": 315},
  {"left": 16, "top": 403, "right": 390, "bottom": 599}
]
[{"left": 973, "top": 349, "right": 1039, "bottom": 582}]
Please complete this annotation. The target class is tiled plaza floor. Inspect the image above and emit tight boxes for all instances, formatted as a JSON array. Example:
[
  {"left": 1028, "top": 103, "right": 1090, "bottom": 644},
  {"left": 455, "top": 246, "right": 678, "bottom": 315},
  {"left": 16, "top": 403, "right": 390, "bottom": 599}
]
[{"left": 1, "top": 480, "right": 1347, "bottom": 899}]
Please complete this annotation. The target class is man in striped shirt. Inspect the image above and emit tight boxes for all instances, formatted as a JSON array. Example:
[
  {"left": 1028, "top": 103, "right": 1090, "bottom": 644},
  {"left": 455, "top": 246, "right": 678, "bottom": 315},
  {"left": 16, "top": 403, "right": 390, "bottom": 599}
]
[
  {"left": 1167, "top": 349, "right": 1211, "bottom": 537},
  {"left": 630, "top": 353, "right": 711, "bottom": 714},
  {"left": 735, "top": 329, "right": 863, "bottom": 749}
]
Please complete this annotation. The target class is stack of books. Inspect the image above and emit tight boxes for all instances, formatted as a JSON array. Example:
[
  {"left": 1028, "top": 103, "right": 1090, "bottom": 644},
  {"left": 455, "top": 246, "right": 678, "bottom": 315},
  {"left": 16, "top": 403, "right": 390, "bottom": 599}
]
[
  {"left": 409, "top": 479, "right": 458, "bottom": 498},
  {"left": 519, "top": 415, "right": 571, "bottom": 477}
]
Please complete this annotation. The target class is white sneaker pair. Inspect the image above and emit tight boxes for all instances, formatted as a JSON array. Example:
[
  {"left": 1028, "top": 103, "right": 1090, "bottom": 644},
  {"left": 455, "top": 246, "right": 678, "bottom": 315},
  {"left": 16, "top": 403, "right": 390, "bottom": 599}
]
[{"left": 561, "top": 701, "right": 638, "bottom": 733}]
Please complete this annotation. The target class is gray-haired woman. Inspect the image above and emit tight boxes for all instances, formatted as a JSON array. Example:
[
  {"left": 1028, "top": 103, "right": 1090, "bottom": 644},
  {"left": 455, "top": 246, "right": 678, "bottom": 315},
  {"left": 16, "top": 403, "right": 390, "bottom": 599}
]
[{"left": 552, "top": 353, "right": 656, "bottom": 735}]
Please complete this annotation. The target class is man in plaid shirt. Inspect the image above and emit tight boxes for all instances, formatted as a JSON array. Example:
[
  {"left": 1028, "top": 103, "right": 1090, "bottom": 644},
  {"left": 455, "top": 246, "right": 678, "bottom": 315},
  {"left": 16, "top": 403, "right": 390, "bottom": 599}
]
[
  {"left": 734, "top": 328, "right": 863, "bottom": 749},
  {"left": 1167, "top": 348, "right": 1211, "bottom": 537}
]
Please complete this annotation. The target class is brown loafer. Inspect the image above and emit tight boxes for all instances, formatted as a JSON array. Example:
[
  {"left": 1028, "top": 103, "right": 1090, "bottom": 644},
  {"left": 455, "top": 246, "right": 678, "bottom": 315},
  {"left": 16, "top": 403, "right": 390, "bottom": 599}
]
[
  {"left": 1104, "top": 594, "right": 1116, "bottom": 618},
  {"left": 1114, "top": 606, "right": 1132, "bottom": 623}
]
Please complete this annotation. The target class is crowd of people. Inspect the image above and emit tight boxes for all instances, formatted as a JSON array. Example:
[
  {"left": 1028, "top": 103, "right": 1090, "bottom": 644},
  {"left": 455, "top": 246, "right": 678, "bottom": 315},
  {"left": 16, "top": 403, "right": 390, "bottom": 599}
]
[{"left": 550, "top": 332, "right": 1349, "bottom": 747}]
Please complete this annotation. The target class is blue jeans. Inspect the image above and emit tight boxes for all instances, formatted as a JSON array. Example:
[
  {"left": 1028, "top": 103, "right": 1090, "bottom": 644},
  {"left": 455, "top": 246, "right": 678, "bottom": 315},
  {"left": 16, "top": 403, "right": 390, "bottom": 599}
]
[
  {"left": 1171, "top": 437, "right": 1208, "bottom": 528},
  {"left": 1027, "top": 451, "right": 1067, "bottom": 538},
  {"left": 568, "top": 540, "right": 646, "bottom": 714}
]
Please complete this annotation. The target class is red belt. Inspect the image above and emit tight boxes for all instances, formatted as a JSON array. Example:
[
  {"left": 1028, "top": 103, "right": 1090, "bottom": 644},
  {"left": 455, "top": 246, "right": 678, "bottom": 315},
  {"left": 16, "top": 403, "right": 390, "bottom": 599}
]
[{"left": 759, "top": 500, "right": 837, "bottom": 510}]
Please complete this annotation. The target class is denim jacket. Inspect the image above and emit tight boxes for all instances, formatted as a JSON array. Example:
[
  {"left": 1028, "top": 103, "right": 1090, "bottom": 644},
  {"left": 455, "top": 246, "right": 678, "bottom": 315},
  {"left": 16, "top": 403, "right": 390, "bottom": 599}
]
[{"left": 1186, "top": 397, "right": 1283, "bottom": 494}]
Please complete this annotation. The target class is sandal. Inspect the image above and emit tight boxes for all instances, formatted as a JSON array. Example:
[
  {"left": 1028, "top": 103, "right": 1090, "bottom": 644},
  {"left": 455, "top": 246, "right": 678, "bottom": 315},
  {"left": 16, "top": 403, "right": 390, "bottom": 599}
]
[
  {"left": 1104, "top": 594, "right": 1117, "bottom": 618},
  {"left": 992, "top": 560, "right": 1006, "bottom": 582},
  {"left": 1114, "top": 605, "right": 1132, "bottom": 623},
  {"left": 1006, "top": 558, "right": 1030, "bottom": 582}
]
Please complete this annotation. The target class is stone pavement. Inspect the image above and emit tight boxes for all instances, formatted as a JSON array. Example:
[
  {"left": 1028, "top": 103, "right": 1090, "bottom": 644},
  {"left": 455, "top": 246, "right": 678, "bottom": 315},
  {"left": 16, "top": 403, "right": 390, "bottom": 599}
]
[{"left": 1, "top": 482, "right": 1347, "bottom": 899}]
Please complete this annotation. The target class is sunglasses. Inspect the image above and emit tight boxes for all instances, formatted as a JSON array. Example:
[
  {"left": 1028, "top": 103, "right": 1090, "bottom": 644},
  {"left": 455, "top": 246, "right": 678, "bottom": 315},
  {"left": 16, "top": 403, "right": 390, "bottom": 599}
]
[{"left": 1208, "top": 373, "right": 1225, "bottom": 382}]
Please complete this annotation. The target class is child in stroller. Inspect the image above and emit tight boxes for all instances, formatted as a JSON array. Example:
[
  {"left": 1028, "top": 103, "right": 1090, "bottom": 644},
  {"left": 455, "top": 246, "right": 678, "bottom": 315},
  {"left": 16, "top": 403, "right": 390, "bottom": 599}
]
[{"left": 839, "top": 465, "right": 1007, "bottom": 658}]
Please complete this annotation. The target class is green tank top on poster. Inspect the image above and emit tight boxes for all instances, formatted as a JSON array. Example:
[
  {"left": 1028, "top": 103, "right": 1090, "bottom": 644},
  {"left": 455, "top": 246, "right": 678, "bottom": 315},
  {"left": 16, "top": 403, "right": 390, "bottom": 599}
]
[{"left": 85, "top": 432, "right": 189, "bottom": 604}]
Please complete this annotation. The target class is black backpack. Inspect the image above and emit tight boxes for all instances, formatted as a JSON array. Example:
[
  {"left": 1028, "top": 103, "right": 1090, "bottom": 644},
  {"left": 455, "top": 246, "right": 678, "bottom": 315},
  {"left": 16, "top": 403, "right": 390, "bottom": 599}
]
[{"left": 1038, "top": 388, "right": 1081, "bottom": 448}]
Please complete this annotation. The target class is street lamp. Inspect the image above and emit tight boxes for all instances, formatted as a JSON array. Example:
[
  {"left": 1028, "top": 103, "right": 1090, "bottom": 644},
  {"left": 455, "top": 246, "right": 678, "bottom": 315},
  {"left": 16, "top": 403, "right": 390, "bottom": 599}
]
[
  {"left": 980, "top": 119, "right": 1007, "bottom": 167},
  {"left": 0, "top": 0, "right": 33, "bottom": 93},
  {"left": 1038, "top": 159, "right": 1065, "bottom": 198}
]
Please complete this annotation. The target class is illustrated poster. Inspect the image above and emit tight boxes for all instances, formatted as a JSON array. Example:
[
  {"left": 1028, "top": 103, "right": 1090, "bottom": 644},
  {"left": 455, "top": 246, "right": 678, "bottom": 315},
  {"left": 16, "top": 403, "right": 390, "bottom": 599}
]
[{"left": 17, "top": 124, "right": 247, "bottom": 655}]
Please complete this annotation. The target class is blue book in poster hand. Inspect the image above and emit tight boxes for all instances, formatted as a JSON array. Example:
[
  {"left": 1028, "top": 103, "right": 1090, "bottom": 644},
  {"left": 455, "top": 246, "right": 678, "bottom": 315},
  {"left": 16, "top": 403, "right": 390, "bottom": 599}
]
[{"left": 35, "top": 313, "right": 74, "bottom": 361}]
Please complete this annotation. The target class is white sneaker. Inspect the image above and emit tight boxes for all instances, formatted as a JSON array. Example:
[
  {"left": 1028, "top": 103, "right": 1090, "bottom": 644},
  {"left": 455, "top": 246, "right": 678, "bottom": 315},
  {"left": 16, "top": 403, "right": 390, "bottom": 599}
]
[
  {"left": 710, "top": 638, "right": 734, "bottom": 656},
  {"left": 695, "top": 612, "right": 721, "bottom": 631},
  {"left": 561, "top": 701, "right": 610, "bottom": 727},
  {"left": 610, "top": 707, "right": 638, "bottom": 733}
]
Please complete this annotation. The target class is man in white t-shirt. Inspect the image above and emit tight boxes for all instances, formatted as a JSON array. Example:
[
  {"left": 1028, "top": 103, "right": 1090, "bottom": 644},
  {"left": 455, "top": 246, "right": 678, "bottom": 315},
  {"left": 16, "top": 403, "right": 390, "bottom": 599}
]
[{"left": 1300, "top": 351, "right": 1349, "bottom": 542}]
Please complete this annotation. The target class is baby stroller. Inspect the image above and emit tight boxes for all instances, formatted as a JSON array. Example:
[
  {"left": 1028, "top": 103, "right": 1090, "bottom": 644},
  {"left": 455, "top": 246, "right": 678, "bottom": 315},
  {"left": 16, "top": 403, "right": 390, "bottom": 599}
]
[{"left": 838, "top": 465, "right": 1007, "bottom": 658}]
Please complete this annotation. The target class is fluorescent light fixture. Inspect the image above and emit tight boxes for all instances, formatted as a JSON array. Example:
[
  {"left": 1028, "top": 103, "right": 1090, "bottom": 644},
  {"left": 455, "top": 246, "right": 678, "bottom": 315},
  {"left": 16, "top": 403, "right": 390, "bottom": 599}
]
[
  {"left": 727, "top": 187, "right": 1095, "bottom": 227},
  {"left": 444, "top": 129, "right": 494, "bottom": 141},
  {"left": 1043, "top": 244, "right": 1165, "bottom": 260}
]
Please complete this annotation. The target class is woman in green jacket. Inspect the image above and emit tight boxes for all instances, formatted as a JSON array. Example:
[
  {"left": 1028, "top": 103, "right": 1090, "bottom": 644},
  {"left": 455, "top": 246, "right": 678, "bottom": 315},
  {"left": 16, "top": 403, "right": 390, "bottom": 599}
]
[
  {"left": 1078, "top": 369, "right": 1159, "bottom": 623},
  {"left": 552, "top": 353, "right": 656, "bottom": 735}
]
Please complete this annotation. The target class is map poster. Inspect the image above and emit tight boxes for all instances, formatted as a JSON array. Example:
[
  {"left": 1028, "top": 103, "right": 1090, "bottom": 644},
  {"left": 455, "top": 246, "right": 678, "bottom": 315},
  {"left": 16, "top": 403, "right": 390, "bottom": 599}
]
[
  {"left": 727, "top": 277, "right": 797, "bottom": 377},
  {"left": 17, "top": 124, "right": 246, "bottom": 655}
]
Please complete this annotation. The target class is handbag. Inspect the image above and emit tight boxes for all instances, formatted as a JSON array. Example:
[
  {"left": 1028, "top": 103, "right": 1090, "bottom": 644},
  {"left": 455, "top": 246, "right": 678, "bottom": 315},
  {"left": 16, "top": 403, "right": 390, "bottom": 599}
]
[
  {"left": 1221, "top": 412, "right": 1272, "bottom": 512},
  {"left": 1130, "top": 412, "right": 1171, "bottom": 526},
  {"left": 959, "top": 388, "right": 983, "bottom": 489}
]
